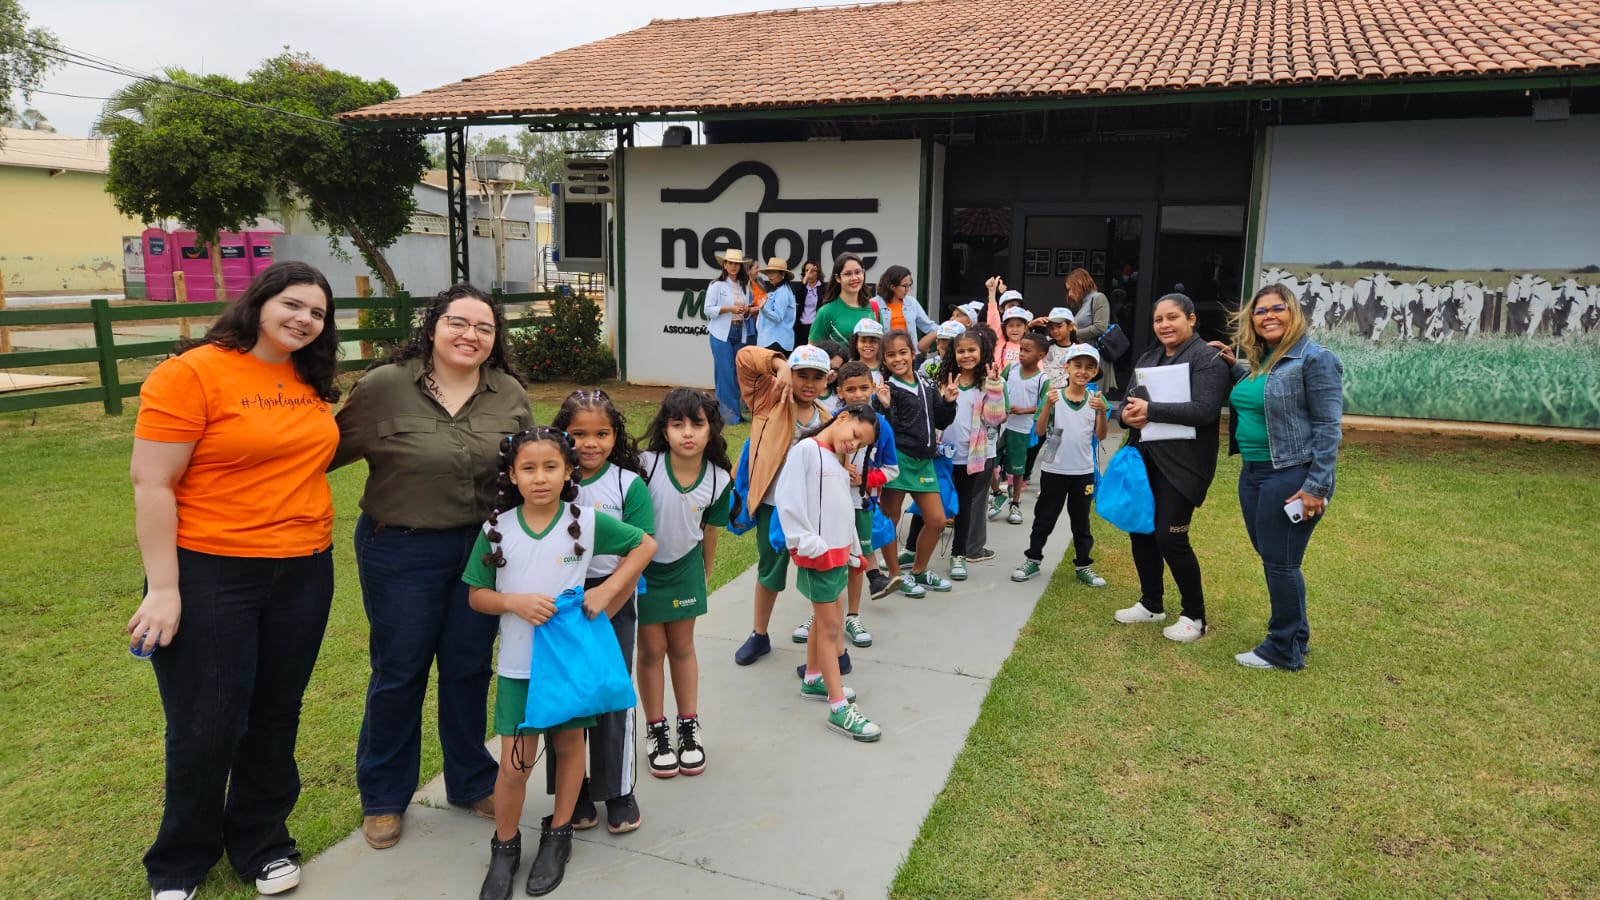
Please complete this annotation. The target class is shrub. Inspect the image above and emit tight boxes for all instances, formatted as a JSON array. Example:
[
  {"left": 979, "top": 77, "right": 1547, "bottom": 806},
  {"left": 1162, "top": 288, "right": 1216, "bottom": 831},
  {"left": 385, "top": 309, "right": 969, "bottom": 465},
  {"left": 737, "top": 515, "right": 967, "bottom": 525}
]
[{"left": 506, "top": 293, "right": 617, "bottom": 383}]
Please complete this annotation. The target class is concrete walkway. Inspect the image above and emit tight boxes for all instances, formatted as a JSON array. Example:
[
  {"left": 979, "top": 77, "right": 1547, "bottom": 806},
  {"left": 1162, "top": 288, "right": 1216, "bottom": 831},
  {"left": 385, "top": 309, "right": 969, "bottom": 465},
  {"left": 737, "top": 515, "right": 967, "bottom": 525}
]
[{"left": 288, "top": 506, "right": 1063, "bottom": 899}]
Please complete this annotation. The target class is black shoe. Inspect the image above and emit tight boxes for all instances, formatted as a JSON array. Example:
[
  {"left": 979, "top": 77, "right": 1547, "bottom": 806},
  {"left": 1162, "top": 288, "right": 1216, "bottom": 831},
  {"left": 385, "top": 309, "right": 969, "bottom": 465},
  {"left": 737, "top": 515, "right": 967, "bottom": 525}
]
[
  {"left": 525, "top": 816, "right": 572, "bottom": 897},
  {"left": 734, "top": 631, "right": 771, "bottom": 665},
  {"left": 794, "top": 650, "right": 852, "bottom": 679},
  {"left": 867, "top": 569, "right": 893, "bottom": 599},
  {"left": 478, "top": 831, "right": 520, "bottom": 900},
  {"left": 967, "top": 546, "right": 996, "bottom": 563},
  {"left": 570, "top": 778, "right": 598, "bottom": 831},
  {"left": 605, "top": 793, "right": 641, "bottom": 834}
]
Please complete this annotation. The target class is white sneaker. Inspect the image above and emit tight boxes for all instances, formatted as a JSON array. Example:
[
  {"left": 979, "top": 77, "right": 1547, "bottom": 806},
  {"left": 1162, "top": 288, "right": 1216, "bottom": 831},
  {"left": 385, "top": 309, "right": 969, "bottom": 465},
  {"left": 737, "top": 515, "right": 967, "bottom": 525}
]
[
  {"left": 152, "top": 890, "right": 197, "bottom": 900},
  {"left": 1113, "top": 601, "right": 1166, "bottom": 624},
  {"left": 1235, "top": 650, "right": 1277, "bottom": 669},
  {"left": 1162, "top": 616, "right": 1206, "bottom": 642},
  {"left": 791, "top": 614, "right": 813, "bottom": 643},
  {"left": 256, "top": 859, "right": 300, "bottom": 895}
]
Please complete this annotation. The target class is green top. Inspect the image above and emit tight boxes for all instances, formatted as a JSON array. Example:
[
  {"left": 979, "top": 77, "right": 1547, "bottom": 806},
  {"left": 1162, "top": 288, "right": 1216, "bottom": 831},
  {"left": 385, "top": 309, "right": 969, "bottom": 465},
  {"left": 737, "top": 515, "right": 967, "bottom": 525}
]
[
  {"left": 332, "top": 357, "right": 534, "bottom": 529},
  {"left": 1229, "top": 370, "right": 1272, "bottom": 462},
  {"left": 808, "top": 298, "right": 876, "bottom": 346}
]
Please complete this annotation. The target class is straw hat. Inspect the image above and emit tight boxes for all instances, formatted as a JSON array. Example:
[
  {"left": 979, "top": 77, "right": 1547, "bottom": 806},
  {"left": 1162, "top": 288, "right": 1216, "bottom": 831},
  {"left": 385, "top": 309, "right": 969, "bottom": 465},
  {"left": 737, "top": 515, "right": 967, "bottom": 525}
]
[
  {"left": 714, "top": 248, "right": 753, "bottom": 265},
  {"left": 759, "top": 257, "right": 792, "bottom": 275}
]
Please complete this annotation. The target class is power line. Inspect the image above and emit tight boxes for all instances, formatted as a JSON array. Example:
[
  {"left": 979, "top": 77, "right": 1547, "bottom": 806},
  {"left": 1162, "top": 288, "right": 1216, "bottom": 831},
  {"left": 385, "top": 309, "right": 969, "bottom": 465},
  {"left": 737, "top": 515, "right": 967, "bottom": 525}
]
[{"left": 0, "top": 35, "right": 355, "bottom": 130}]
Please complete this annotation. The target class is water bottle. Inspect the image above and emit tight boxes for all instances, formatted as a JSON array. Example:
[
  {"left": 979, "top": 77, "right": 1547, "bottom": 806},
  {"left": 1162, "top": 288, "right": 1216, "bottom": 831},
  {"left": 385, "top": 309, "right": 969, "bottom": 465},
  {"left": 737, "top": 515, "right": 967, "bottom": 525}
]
[{"left": 129, "top": 632, "right": 155, "bottom": 660}]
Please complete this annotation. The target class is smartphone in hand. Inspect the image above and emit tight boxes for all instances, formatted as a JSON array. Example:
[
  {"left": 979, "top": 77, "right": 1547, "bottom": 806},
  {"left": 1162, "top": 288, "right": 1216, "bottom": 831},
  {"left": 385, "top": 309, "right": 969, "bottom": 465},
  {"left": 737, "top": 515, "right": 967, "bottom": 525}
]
[{"left": 1284, "top": 497, "right": 1306, "bottom": 523}]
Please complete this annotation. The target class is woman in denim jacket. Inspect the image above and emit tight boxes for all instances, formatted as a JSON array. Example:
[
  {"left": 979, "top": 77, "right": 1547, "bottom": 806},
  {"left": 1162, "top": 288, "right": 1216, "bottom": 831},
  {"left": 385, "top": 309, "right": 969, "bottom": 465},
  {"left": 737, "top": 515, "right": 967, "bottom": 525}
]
[{"left": 1214, "top": 283, "right": 1343, "bottom": 671}]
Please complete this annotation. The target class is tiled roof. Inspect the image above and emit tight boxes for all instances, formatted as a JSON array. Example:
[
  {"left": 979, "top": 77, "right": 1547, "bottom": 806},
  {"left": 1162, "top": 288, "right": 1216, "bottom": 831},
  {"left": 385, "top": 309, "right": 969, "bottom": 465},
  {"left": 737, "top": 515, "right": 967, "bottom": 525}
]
[
  {"left": 345, "top": 0, "right": 1600, "bottom": 122},
  {"left": 0, "top": 128, "right": 111, "bottom": 173}
]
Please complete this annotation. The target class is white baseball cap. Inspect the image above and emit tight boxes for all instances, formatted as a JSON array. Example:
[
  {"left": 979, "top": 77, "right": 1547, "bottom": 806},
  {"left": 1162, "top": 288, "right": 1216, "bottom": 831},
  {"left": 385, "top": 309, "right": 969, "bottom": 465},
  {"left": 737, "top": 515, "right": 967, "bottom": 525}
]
[
  {"left": 787, "top": 344, "right": 832, "bottom": 373},
  {"left": 1047, "top": 307, "right": 1077, "bottom": 323},
  {"left": 852, "top": 318, "right": 885, "bottom": 337},
  {"left": 998, "top": 290, "right": 1025, "bottom": 307},
  {"left": 936, "top": 321, "right": 967, "bottom": 340},
  {"left": 1064, "top": 343, "right": 1101, "bottom": 366},
  {"left": 955, "top": 302, "right": 984, "bottom": 323},
  {"left": 1001, "top": 306, "right": 1032, "bottom": 323}
]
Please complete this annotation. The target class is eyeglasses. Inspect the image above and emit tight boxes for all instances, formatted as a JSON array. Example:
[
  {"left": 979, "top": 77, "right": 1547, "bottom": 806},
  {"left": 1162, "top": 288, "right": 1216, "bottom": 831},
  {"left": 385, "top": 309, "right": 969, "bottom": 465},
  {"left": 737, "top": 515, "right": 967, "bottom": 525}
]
[
  {"left": 1252, "top": 304, "right": 1289, "bottom": 317},
  {"left": 898, "top": 280, "right": 913, "bottom": 289},
  {"left": 442, "top": 315, "right": 496, "bottom": 337}
]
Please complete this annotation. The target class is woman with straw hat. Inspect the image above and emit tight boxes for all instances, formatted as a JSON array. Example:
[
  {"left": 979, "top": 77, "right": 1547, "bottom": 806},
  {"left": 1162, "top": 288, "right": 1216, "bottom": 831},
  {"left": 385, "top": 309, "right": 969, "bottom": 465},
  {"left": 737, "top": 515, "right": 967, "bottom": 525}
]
[
  {"left": 703, "top": 248, "right": 754, "bottom": 424},
  {"left": 755, "top": 257, "right": 798, "bottom": 352}
]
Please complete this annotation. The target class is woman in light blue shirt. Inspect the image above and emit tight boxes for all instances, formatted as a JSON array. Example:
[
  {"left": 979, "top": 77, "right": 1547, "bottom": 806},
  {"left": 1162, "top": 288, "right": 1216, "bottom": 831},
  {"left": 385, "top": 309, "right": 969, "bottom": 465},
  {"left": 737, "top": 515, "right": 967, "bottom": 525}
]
[
  {"left": 874, "top": 265, "right": 939, "bottom": 352},
  {"left": 703, "top": 249, "right": 753, "bottom": 424},
  {"left": 755, "top": 258, "right": 797, "bottom": 352}
]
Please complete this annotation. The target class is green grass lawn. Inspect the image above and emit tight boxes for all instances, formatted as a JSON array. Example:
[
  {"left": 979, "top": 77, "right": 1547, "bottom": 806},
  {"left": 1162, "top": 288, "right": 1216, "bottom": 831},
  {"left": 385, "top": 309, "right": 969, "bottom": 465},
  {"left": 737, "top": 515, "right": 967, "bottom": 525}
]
[
  {"left": 0, "top": 383, "right": 754, "bottom": 900},
  {"left": 892, "top": 436, "right": 1600, "bottom": 898}
]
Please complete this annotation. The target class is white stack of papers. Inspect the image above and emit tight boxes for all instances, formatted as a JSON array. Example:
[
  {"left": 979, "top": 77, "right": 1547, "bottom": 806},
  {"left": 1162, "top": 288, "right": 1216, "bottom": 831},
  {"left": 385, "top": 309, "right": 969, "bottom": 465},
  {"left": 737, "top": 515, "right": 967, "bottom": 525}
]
[{"left": 1133, "top": 363, "right": 1197, "bottom": 442}]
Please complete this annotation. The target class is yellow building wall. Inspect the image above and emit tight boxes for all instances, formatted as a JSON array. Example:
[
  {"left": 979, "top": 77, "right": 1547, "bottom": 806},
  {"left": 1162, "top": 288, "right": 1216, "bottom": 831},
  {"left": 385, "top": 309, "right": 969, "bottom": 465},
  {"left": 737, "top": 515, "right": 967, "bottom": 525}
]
[{"left": 0, "top": 166, "right": 143, "bottom": 292}]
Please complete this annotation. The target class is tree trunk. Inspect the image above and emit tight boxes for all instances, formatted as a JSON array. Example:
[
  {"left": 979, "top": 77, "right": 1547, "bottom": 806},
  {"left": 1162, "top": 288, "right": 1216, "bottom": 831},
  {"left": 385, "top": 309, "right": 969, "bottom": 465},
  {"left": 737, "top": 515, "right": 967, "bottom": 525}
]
[
  {"left": 208, "top": 241, "right": 226, "bottom": 301},
  {"left": 309, "top": 198, "right": 401, "bottom": 296}
]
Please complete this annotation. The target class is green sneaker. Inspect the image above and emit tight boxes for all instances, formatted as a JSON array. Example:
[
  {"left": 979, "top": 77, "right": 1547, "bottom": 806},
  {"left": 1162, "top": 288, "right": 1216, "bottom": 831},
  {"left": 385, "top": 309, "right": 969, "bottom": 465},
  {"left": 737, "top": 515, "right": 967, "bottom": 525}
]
[
  {"left": 912, "top": 570, "right": 952, "bottom": 592},
  {"left": 1011, "top": 559, "right": 1041, "bottom": 582},
  {"left": 898, "top": 572, "right": 928, "bottom": 598},
  {"left": 800, "top": 679, "right": 856, "bottom": 702},
  {"left": 950, "top": 556, "right": 968, "bottom": 581},
  {"left": 826, "top": 703, "right": 882, "bottom": 742},
  {"left": 1075, "top": 565, "right": 1108, "bottom": 588},
  {"left": 844, "top": 614, "right": 873, "bottom": 647},
  {"left": 986, "top": 491, "right": 1006, "bottom": 521},
  {"left": 898, "top": 549, "right": 915, "bottom": 566}
]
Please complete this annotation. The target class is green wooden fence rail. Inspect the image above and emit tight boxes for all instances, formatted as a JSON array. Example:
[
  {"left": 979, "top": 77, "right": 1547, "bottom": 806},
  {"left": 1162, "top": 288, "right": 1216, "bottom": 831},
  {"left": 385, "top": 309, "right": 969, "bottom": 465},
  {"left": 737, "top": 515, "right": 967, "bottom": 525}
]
[{"left": 0, "top": 290, "right": 562, "bottom": 416}]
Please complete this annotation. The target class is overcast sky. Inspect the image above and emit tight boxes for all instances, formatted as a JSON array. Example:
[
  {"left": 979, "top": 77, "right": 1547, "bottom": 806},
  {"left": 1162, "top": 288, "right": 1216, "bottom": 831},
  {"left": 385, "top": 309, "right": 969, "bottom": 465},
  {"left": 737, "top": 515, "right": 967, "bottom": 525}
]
[{"left": 20, "top": 0, "right": 793, "bottom": 139}]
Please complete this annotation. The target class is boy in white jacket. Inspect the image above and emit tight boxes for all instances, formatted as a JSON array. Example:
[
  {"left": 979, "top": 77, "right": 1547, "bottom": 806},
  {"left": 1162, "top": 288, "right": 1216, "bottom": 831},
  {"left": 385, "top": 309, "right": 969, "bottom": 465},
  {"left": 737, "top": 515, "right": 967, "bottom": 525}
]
[{"left": 775, "top": 404, "right": 884, "bottom": 743}]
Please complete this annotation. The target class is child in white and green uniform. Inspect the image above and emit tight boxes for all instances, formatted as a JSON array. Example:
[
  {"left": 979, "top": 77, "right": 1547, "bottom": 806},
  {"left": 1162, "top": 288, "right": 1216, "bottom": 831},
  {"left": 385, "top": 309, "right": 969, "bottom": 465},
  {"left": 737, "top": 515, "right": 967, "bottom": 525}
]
[{"left": 635, "top": 390, "right": 734, "bottom": 780}]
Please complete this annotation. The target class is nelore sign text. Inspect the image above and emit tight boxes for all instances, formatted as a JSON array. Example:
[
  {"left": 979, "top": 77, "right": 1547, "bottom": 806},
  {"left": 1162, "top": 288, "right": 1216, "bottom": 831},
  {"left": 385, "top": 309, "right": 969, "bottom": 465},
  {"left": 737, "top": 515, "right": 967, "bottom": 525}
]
[{"left": 622, "top": 140, "right": 921, "bottom": 386}]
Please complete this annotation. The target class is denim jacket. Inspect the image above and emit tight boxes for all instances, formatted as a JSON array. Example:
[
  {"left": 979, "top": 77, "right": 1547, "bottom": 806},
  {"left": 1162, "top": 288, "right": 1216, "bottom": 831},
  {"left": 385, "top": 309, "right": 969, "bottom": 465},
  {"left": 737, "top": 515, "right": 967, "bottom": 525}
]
[
  {"left": 1227, "top": 335, "right": 1344, "bottom": 498},
  {"left": 757, "top": 282, "right": 796, "bottom": 351},
  {"left": 876, "top": 294, "right": 939, "bottom": 343}
]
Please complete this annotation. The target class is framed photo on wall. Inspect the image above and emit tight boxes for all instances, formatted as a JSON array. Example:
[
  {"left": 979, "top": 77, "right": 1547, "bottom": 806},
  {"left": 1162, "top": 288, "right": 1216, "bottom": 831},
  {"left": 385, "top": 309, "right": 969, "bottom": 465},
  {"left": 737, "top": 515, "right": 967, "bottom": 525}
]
[
  {"left": 1055, "top": 249, "right": 1086, "bottom": 276},
  {"left": 1090, "top": 250, "right": 1107, "bottom": 276},
  {"left": 1025, "top": 248, "right": 1051, "bottom": 276}
]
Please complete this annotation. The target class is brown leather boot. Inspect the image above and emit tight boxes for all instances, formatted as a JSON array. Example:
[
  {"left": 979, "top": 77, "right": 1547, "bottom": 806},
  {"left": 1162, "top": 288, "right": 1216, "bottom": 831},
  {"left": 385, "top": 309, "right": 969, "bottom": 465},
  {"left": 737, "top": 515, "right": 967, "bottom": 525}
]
[{"left": 362, "top": 813, "right": 403, "bottom": 849}]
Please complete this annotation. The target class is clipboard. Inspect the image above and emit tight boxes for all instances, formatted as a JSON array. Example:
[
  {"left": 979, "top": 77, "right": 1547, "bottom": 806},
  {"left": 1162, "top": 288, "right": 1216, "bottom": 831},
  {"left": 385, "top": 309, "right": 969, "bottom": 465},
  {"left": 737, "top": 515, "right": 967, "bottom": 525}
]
[{"left": 1132, "top": 363, "right": 1197, "bottom": 442}]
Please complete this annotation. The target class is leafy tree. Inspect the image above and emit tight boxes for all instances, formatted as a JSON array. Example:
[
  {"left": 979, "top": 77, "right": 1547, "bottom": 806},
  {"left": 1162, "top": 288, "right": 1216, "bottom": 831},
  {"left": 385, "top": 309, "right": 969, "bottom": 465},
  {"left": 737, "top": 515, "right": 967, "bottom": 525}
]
[
  {"left": 102, "top": 51, "right": 427, "bottom": 298},
  {"left": 244, "top": 52, "right": 428, "bottom": 295},
  {"left": 423, "top": 130, "right": 611, "bottom": 195},
  {"left": 104, "top": 70, "right": 284, "bottom": 298},
  {"left": 0, "top": 0, "right": 61, "bottom": 148}
]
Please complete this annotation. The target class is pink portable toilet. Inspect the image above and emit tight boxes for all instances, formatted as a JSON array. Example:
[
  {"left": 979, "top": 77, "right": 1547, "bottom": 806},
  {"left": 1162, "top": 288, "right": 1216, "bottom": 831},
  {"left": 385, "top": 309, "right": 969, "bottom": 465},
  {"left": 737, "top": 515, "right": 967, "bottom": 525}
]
[
  {"left": 216, "top": 231, "right": 252, "bottom": 299},
  {"left": 172, "top": 231, "right": 214, "bottom": 301},
  {"left": 244, "top": 231, "right": 280, "bottom": 277},
  {"left": 142, "top": 227, "right": 174, "bottom": 301}
]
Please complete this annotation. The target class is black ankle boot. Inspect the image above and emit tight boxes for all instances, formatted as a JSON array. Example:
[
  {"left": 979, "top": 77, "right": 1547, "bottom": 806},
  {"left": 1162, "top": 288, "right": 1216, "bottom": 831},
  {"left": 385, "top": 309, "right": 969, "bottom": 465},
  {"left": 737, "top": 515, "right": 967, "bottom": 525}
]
[
  {"left": 524, "top": 815, "right": 573, "bottom": 896},
  {"left": 478, "top": 830, "right": 521, "bottom": 900}
]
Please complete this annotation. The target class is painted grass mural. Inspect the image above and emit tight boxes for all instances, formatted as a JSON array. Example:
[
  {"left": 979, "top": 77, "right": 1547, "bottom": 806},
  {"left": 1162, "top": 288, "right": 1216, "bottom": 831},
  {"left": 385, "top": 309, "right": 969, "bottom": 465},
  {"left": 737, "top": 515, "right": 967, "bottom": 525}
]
[{"left": 1260, "top": 267, "right": 1600, "bottom": 429}]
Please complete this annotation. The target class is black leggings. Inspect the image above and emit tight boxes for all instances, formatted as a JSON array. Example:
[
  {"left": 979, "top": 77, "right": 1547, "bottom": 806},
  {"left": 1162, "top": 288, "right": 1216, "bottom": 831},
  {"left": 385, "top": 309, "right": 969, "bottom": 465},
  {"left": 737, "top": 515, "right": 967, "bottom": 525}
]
[
  {"left": 1026, "top": 472, "right": 1095, "bottom": 567},
  {"left": 1128, "top": 457, "right": 1206, "bottom": 622},
  {"left": 905, "top": 458, "right": 994, "bottom": 558}
]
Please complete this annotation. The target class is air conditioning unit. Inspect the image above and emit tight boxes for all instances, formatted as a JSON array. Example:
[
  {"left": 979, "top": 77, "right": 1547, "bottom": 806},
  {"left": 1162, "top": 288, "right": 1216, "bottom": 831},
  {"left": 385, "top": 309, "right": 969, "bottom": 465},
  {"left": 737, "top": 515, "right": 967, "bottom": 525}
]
[
  {"left": 563, "top": 156, "right": 614, "bottom": 202},
  {"left": 551, "top": 181, "right": 606, "bottom": 274}
]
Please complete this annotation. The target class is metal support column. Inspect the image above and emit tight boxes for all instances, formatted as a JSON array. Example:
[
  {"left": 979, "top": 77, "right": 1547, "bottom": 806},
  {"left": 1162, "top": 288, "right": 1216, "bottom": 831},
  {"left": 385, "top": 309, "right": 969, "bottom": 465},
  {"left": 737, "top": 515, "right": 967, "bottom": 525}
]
[{"left": 445, "top": 126, "right": 470, "bottom": 285}]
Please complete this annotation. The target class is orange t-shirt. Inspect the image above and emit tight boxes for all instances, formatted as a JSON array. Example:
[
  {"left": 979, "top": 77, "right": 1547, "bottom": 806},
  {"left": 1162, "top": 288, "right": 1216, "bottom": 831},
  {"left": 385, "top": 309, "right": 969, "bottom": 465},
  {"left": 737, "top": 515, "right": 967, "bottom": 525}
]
[
  {"left": 887, "top": 300, "right": 908, "bottom": 333},
  {"left": 135, "top": 343, "right": 338, "bottom": 557}
]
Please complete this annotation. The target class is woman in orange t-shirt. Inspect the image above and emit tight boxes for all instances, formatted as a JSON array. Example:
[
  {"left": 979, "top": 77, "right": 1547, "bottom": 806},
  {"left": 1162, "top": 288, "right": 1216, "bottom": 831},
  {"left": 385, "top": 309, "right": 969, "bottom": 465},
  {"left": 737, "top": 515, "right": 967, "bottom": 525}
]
[{"left": 129, "top": 260, "right": 341, "bottom": 898}]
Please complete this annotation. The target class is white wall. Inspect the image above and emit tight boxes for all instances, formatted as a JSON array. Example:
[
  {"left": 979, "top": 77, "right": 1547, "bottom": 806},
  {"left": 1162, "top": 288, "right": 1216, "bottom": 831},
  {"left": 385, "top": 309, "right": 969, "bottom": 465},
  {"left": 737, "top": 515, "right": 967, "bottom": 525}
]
[{"left": 620, "top": 140, "right": 923, "bottom": 387}]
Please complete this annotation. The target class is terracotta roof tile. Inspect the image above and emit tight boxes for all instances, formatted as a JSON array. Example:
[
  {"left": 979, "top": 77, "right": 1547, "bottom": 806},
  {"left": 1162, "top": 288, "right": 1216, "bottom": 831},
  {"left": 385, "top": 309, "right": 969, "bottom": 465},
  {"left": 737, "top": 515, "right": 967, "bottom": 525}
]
[{"left": 344, "top": 0, "right": 1600, "bottom": 122}]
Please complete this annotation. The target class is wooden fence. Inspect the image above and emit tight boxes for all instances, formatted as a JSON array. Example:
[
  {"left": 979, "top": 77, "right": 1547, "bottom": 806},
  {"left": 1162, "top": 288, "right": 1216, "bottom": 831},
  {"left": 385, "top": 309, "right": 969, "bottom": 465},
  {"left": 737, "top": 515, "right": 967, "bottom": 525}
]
[{"left": 0, "top": 289, "right": 562, "bottom": 416}]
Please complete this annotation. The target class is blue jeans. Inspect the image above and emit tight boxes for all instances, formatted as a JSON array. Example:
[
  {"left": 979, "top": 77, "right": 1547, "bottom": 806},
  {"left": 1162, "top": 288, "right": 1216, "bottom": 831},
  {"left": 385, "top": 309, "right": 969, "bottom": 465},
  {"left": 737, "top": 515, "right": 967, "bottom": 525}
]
[
  {"left": 1238, "top": 461, "right": 1320, "bottom": 670},
  {"left": 144, "top": 547, "right": 333, "bottom": 890},
  {"left": 353, "top": 515, "right": 499, "bottom": 814},
  {"left": 710, "top": 333, "right": 745, "bottom": 424}
]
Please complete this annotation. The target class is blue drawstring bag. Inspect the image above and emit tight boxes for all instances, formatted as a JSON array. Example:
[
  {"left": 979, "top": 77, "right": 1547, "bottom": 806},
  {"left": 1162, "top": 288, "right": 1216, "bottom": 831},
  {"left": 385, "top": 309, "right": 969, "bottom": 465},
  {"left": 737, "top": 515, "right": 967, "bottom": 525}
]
[
  {"left": 1096, "top": 444, "right": 1155, "bottom": 534},
  {"left": 520, "top": 587, "right": 637, "bottom": 730},
  {"left": 909, "top": 453, "right": 959, "bottom": 519},
  {"left": 768, "top": 504, "right": 788, "bottom": 553},
  {"left": 725, "top": 438, "right": 756, "bottom": 535},
  {"left": 869, "top": 497, "right": 897, "bottom": 550}
]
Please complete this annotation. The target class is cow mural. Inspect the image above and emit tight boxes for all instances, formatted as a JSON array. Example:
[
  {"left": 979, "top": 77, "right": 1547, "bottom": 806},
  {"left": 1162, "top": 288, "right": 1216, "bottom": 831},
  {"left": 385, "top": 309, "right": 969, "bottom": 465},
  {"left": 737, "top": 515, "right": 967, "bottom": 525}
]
[{"left": 1258, "top": 269, "right": 1596, "bottom": 343}]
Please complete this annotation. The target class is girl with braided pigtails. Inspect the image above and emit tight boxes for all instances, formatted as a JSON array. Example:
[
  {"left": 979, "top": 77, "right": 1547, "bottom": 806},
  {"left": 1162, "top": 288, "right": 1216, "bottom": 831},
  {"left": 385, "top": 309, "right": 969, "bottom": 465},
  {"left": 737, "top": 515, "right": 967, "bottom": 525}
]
[{"left": 465, "top": 428, "right": 655, "bottom": 899}]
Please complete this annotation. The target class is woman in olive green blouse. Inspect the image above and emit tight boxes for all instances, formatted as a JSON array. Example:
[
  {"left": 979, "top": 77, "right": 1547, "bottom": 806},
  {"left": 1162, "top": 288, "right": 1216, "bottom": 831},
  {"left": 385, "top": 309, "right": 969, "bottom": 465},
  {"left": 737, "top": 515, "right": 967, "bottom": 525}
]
[{"left": 331, "top": 284, "right": 534, "bottom": 851}]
